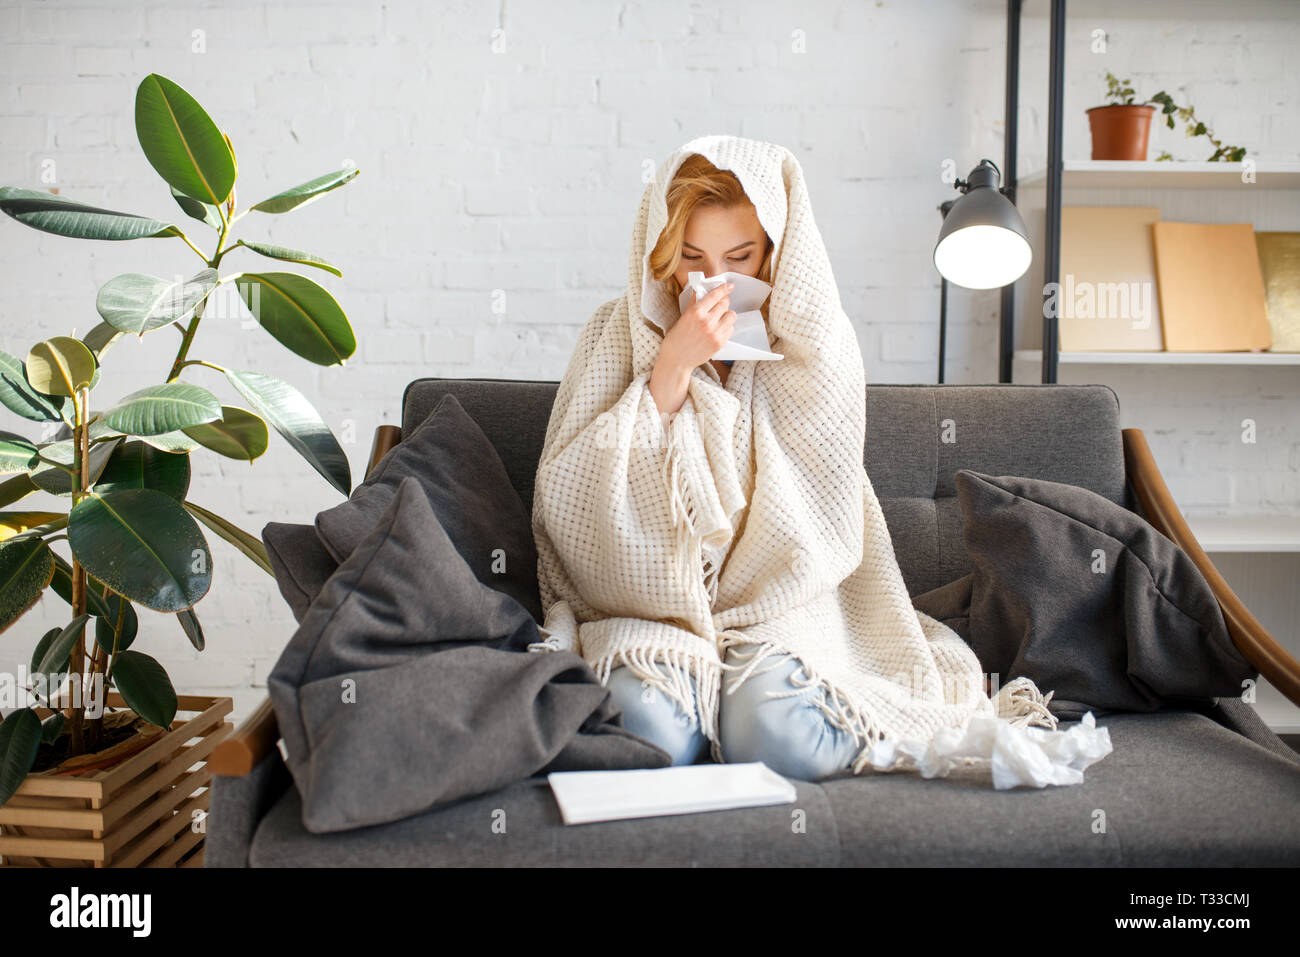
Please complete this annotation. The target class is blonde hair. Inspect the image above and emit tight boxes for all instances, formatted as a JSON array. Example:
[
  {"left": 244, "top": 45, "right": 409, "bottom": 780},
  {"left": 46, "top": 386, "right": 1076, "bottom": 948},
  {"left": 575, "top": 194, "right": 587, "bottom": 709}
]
[{"left": 648, "top": 153, "right": 774, "bottom": 321}]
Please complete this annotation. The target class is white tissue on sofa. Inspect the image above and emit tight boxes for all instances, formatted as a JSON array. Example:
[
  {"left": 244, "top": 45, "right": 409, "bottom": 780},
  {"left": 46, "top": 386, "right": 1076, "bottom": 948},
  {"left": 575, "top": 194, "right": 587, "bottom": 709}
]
[{"left": 862, "top": 711, "right": 1114, "bottom": 789}]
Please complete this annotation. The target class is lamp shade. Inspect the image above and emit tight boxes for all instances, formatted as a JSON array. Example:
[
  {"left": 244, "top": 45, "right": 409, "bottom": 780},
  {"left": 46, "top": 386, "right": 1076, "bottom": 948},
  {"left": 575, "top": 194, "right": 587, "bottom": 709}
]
[{"left": 933, "top": 179, "right": 1032, "bottom": 290}]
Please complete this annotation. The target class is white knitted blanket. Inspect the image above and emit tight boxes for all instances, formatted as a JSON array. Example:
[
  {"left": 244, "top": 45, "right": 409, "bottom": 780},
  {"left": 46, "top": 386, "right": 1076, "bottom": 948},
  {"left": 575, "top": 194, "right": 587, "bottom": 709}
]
[{"left": 529, "top": 135, "right": 1102, "bottom": 785}]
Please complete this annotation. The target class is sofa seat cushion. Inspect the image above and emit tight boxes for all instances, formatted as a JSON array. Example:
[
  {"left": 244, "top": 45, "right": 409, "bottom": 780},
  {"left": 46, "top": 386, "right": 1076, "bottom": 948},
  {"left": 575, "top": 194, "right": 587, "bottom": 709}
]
[
  {"left": 249, "top": 775, "right": 839, "bottom": 867},
  {"left": 821, "top": 710, "right": 1300, "bottom": 866},
  {"left": 247, "top": 711, "right": 1300, "bottom": 867}
]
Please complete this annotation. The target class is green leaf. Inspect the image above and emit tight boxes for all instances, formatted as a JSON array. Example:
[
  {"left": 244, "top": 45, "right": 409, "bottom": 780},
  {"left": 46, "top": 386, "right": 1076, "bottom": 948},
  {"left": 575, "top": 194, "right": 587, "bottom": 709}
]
[
  {"left": 137, "top": 430, "right": 202, "bottom": 454},
  {"left": 0, "top": 536, "right": 55, "bottom": 632},
  {"left": 181, "top": 405, "right": 269, "bottom": 461},
  {"left": 224, "top": 369, "right": 351, "bottom": 495},
  {"left": 177, "top": 607, "right": 204, "bottom": 651},
  {"left": 234, "top": 239, "right": 342, "bottom": 277},
  {"left": 40, "top": 711, "right": 65, "bottom": 744},
  {"left": 0, "top": 349, "right": 65, "bottom": 421},
  {"left": 26, "top": 337, "right": 97, "bottom": 397},
  {"left": 0, "top": 708, "right": 42, "bottom": 808},
  {"left": 183, "top": 500, "right": 272, "bottom": 574},
  {"left": 170, "top": 184, "right": 222, "bottom": 230},
  {"left": 235, "top": 272, "right": 356, "bottom": 366},
  {"left": 93, "top": 439, "right": 191, "bottom": 499},
  {"left": 32, "top": 613, "right": 91, "bottom": 679},
  {"left": 0, "top": 435, "right": 39, "bottom": 473},
  {"left": 29, "top": 436, "right": 122, "bottom": 496},
  {"left": 94, "top": 589, "right": 138, "bottom": 653},
  {"left": 101, "top": 382, "right": 222, "bottom": 436},
  {"left": 47, "top": 552, "right": 114, "bottom": 620},
  {"left": 30, "top": 626, "right": 64, "bottom": 674},
  {"left": 96, "top": 268, "right": 218, "bottom": 336},
  {"left": 68, "top": 488, "right": 211, "bottom": 612},
  {"left": 28, "top": 624, "right": 72, "bottom": 707},
  {"left": 224, "top": 131, "right": 238, "bottom": 178},
  {"left": 0, "top": 474, "right": 38, "bottom": 509},
  {"left": 0, "top": 510, "right": 65, "bottom": 541},
  {"left": 0, "top": 187, "right": 181, "bottom": 241},
  {"left": 82, "top": 321, "right": 126, "bottom": 360},
  {"left": 134, "top": 73, "right": 236, "bottom": 207},
  {"left": 111, "top": 650, "right": 177, "bottom": 729},
  {"left": 249, "top": 167, "right": 359, "bottom": 214},
  {"left": 37, "top": 423, "right": 121, "bottom": 463}
]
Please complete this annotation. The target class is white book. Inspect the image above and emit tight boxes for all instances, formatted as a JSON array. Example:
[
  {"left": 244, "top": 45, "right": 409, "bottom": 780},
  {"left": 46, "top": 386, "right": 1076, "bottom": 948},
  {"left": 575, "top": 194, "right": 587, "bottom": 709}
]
[{"left": 547, "top": 761, "right": 797, "bottom": 826}]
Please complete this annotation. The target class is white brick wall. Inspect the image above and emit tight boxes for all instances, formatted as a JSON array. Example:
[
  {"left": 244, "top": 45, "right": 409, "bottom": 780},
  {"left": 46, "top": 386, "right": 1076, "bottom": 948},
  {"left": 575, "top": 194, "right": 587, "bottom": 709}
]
[{"left": 1, "top": 0, "right": 1297, "bottom": 724}]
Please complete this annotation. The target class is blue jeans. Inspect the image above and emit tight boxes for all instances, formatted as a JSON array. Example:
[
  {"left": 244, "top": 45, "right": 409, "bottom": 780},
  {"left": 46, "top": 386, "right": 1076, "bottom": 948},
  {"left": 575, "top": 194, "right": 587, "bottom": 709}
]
[{"left": 605, "top": 644, "right": 862, "bottom": 781}]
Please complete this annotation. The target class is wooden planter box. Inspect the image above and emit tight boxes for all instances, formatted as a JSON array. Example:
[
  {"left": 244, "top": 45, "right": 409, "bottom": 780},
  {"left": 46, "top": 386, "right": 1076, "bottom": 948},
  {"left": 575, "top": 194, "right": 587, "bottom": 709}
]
[{"left": 0, "top": 693, "right": 233, "bottom": 868}]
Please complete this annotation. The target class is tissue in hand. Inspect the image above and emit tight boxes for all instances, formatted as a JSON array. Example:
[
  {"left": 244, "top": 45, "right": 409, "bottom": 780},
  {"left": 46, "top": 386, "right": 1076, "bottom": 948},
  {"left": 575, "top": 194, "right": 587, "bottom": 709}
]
[{"left": 676, "top": 271, "right": 784, "bottom": 362}]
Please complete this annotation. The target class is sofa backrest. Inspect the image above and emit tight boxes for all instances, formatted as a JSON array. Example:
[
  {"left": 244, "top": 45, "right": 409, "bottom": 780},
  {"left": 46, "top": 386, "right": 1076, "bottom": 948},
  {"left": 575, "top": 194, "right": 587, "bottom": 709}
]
[{"left": 401, "top": 378, "right": 1130, "bottom": 597}]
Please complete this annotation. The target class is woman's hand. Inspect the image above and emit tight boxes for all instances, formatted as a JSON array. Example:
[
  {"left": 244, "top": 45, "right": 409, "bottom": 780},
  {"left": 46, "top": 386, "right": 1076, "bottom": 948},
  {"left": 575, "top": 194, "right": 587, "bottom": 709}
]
[
  {"left": 649, "top": 281, "right": 736, "bottom": 416},
  {"left": 665, "top": 280, "right": 736, "bottom": 371}
]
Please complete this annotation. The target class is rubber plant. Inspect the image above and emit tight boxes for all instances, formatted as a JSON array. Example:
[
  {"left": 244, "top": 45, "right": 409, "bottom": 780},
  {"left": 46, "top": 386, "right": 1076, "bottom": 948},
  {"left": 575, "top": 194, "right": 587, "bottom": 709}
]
[{"left": 0, "top": 73, "right": 358, "bottom": 807}]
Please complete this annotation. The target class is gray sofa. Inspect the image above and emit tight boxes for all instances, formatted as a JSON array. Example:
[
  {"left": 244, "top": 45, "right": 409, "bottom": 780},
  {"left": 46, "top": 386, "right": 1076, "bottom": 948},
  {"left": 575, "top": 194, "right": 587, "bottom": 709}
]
[{"left": 205, "top": 378, "right": 1300, "bottom": 866}]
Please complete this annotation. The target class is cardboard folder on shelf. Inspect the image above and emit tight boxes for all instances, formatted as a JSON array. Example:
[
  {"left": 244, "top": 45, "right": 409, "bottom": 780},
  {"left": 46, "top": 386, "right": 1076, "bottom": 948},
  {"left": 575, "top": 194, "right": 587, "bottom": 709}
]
[
  {"left": 1152, "top": 222, "right": 1272, "bottom": 352},
  {"left": 1060, "top": 206, "right": 1163, "bottom": 351}
]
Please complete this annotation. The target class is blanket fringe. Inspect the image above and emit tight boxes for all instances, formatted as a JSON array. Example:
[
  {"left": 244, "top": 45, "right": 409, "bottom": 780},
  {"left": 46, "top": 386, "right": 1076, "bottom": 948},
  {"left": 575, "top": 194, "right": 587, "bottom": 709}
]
[
  {"left": 526, "top": 634, "right": 564, "bottom": 653},
  {"left": 661, "top": 412, "right": 722, "bottom": 605},
  {"left": 991, "top": 676, "right": 1059, "bottom": 730},
  {"left": 593, "top": 642, "right": 724, "bottom": 761}
]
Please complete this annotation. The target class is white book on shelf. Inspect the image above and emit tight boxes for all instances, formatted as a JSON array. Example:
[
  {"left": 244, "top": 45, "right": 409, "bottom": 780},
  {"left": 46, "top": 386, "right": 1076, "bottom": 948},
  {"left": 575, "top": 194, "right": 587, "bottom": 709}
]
[{"left": 547, "top": 761, "right": 797, "bottom": 826}]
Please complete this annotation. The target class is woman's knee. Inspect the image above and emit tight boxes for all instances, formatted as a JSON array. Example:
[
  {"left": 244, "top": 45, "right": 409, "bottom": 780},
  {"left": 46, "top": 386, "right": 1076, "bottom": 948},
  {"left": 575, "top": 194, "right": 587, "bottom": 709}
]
[
  {"left": 606, "top": 664, "right": 707, "bottom": 766},
  {"left": 718, "top": 648, "right": 859, "bottom": 781}
]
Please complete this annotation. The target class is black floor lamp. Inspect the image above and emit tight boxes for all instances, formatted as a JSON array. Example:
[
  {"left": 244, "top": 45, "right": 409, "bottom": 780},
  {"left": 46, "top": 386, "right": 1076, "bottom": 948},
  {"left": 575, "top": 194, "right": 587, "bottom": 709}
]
[{"left": 933, "top": 159, "right": 1032, "bottom": 383}]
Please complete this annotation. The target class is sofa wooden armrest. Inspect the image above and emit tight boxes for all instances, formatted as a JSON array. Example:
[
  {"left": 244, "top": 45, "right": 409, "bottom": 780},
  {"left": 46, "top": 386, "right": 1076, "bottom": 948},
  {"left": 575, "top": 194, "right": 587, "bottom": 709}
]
[
  {"left": 369, "top": 423, "right": 401, "bottom": 470},
  {"left": 1123, "top": 427, "right": 1300, "bottom": 708},
  {"left": 209, "top": 423, "right": 404, "bottom": 777},
  {"left": 208, "top": 696, "right": 278, "bottom": 776}
]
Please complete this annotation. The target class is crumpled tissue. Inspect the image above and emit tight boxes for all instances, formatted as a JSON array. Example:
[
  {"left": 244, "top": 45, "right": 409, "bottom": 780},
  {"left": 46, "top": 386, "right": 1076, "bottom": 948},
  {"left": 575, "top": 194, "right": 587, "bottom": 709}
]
[
  {"left": 861, "top": 711, "right": 1114, "bottom": 789},
  {"left": 675, "top": 270, "right": 784, "bottom": 362}
]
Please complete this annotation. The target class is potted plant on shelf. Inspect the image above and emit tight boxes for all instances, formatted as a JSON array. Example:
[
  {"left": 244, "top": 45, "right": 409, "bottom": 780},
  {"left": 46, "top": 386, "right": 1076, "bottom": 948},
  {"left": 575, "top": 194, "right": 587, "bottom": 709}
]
[
  {"left": 0, "top": 73, "right": 359, "bottom": 867},
  {"left": 1087, "top": 71, "right": 1248, "bottom": 162}
]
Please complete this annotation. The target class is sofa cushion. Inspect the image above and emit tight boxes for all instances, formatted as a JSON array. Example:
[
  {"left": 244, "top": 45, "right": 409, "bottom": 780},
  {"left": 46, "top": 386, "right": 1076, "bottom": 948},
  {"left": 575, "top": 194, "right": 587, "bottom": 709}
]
[
  {"left": 246, "top": 708, "right": 1300, "bottom": 866},
  {"left": 269, "top": 475, "right": 667, "bottom": 834},
  {"left": 819, "top": 709, "right": 1300, "bottom": 866},
  {"left": 249, "top": 773, "right": 838, "bottom": 867},
  {"left": 315, "top": 391, "right": 542, "bottom": 622},
  {"left": 262, "top": 521, "right": 339, "bottom": 623},
  {"left": 952, "top": 469, "right": 1256, "bottom": 720}
]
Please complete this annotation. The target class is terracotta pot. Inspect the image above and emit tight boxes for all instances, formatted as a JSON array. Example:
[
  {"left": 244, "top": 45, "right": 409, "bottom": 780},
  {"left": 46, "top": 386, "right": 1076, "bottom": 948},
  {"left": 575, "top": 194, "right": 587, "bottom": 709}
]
[
  {"left": 0, "top": 693, "right": 232, "bottom": 868},
  {"left": 1086, "top": 104, "right": 1156, "bottom": 161}
]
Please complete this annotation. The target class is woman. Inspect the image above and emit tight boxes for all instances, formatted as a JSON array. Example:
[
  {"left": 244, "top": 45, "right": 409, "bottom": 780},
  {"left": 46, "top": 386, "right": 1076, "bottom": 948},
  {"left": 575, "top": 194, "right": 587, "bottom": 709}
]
[
  {"left": 529, "top": 135, "right": 1087, "bottom": 786},
  {"left": 614, "top": 151, "right": 863, "bottom": 777}
]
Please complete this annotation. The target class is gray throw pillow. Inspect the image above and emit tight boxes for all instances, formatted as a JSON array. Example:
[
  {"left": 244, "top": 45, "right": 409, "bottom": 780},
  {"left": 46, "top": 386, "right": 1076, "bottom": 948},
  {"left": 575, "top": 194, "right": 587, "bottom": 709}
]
[
  {"left": 268, "top": 475, "right": 670, "bottom": 833},
  {"left": 314, "top": 392, "right": 542, "bottom": 623},
  {"left": 925, "top": 469, "right": 1256, "bottom": 720},
  {"left": 262, "top": 521, "right": 339, "bottom": 623}
]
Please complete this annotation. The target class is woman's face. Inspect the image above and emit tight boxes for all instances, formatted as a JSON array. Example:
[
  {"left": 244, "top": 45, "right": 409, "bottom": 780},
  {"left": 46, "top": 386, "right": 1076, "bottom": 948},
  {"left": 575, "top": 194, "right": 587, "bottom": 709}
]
[{"left": 674, "top": 202, "right": 769, "bottom": 289}]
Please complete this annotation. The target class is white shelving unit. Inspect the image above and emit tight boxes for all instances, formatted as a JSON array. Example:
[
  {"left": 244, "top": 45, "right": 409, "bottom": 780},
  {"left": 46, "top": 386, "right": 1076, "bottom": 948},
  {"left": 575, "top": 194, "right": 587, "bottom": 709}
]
[
  {"left": 1014, "top": 158, "right": 1300, "bottom": 736},
  {"left": 1184, "top": 515, "right": 1300, "bottom": 554},
  {"left": 1014, "top": 350, "right": 1300, "bottom": 366},
  {"left": 1018, "top": 159, "right": 1300, "bottom": 190}
]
